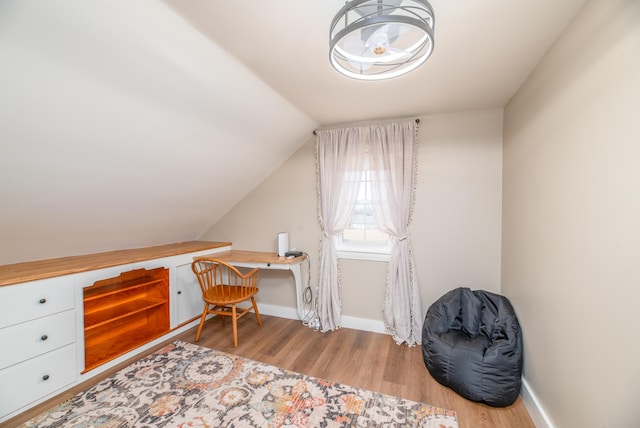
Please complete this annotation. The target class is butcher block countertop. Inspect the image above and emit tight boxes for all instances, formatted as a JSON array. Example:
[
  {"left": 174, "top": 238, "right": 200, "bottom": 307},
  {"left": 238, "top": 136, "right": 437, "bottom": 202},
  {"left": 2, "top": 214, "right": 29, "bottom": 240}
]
[{"left": 0, "top": 241, "right": 231, "bottom": 286}]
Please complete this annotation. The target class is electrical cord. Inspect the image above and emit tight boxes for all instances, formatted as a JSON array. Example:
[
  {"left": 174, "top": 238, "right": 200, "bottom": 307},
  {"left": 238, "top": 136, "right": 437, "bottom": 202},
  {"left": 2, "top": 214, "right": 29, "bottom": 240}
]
[{"left": 299, "top": 252, "right": 320, "bottom": 329}]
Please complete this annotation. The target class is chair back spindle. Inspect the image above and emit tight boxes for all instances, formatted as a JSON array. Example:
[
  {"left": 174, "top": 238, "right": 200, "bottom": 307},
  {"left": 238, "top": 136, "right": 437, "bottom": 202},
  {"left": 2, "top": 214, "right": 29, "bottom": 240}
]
[{"left": 191, "top": 257, "right": 261, "bottom": 347}]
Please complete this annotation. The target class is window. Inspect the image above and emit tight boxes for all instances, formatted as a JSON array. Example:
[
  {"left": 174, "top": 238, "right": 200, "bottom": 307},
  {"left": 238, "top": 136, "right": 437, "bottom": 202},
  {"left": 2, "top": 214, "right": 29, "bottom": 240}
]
[
  {"left": 315, "top": 120, "right": 420, "bottom": 342},
  {"left": 337, "top": 154, "right": 391, "bottom": 261}
]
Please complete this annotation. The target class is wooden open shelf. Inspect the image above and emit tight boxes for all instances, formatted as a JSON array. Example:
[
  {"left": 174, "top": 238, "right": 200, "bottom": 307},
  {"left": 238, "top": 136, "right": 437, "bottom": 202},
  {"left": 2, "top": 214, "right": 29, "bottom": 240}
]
[{"left": 83, "top": 267, "right": 169, "bottom": 372}]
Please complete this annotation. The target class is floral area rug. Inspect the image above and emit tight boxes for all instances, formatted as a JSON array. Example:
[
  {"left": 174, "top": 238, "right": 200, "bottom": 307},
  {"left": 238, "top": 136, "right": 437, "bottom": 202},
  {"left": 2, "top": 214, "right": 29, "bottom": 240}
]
[{"left": 22, "top": 340, "right": 458, "bottom": 427}]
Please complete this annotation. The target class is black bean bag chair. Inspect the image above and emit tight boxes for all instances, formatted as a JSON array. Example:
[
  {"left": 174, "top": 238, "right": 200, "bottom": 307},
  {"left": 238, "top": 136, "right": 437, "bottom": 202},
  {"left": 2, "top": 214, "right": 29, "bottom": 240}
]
[{"left": 422, "top": 287, "right": 523, "bottom": 407}]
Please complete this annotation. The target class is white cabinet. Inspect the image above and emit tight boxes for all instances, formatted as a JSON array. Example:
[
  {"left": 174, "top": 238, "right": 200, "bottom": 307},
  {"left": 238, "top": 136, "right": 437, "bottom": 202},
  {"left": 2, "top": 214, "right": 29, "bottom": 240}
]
[
  {"left": 0, "top": 241, "right": 231, "bottom": 423},
  {"left": 170, "top": 246, "right": 229, "bottom": 326},
  {"left": 0, "top": 310, "right": 76, "bottom": 369},
  {"left": 0, "top": 277, "right": 77, "bottom": 419},
  {"left": 0, "top": 276, "right": 74, "bottom": 327},
  {"left": 174, "top": 262, "right": 204, "bottom": 324},
  {"left": 0, "top": 345, "right": 77, "bottom": 418}
]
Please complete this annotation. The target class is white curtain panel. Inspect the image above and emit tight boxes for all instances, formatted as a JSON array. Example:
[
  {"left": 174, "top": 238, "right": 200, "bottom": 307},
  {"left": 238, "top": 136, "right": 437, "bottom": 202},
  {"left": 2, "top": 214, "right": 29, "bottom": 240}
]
[
  {"left": 315, "top": 128, "right": 366, "bottom": 332},
  {"left": 315, "top": 120, "right": 421, "bottom": 344},
  {"left": 370, "top": 120, "right": 423, "bottom": 345}
]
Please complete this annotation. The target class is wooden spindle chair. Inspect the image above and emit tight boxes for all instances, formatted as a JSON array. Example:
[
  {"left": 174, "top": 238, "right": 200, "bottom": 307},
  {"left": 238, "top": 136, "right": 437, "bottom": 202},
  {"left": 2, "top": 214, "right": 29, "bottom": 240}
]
[{"left": 191, "top": 257, "right": 262, "bottom": 347}]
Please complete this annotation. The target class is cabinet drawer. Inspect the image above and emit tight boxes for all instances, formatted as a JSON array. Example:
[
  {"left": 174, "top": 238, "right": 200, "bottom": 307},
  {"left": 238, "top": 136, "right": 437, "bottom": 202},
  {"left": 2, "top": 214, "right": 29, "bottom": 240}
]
[
  {"left": 0, "top": 344, "right": 77, "bottom": 418},
  {"left": 0, "top": 276, "right": 74, "bottom": 328},
  {"left": 0, "top": 310, "right": 76, "bottom": 370}
]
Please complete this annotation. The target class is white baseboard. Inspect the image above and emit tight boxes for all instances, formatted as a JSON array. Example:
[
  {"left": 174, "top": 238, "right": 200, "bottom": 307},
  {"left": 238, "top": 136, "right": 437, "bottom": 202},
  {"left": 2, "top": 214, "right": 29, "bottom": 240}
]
[
  {"left": 258, "top": 304, "right": 386, "bottom": 334},
  {"left": 521, "top": 377, "right": 554, "bottom": 428},
  {"left": 258, "top": 303, "right": 300, "bottom": 320},
  {"left": 341, "top": 314, "right": 386, "bottom": 334}
]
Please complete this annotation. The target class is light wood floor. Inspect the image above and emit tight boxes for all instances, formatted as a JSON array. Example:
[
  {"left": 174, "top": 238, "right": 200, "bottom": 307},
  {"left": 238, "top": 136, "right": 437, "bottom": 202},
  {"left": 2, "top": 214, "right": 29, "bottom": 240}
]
[{"left": 4, "top": 315, "right": 535, "bottom": 428}]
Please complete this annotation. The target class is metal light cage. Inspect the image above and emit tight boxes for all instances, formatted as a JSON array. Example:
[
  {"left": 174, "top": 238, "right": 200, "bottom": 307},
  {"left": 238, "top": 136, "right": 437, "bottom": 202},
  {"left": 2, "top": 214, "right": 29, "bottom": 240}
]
[{"left": 330, "top": 0, "right": 435, "bottom": 80}]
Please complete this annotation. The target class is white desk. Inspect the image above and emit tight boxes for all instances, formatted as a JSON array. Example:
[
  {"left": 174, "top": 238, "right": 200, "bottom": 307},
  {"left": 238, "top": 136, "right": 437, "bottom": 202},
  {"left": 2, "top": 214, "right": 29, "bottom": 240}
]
[{"left": 198, "top": 250, "right": 309, "bottom": 321}]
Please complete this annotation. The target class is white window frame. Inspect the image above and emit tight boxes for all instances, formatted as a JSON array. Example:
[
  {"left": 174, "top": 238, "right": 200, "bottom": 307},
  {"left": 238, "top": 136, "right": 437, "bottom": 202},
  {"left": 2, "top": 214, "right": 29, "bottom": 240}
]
[{"left": 336, "top": 153, "right": 391, "bottom": 262}]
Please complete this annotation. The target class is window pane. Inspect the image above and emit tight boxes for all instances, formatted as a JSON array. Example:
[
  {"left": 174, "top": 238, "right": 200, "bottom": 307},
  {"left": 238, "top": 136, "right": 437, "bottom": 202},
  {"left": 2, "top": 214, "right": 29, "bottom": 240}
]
[{"left": 340, "top": 153, "right": 390, "bottom": 252}]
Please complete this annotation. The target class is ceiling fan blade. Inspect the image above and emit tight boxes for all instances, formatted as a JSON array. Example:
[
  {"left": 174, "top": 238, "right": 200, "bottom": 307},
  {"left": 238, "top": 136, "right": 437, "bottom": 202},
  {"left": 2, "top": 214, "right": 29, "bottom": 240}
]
[
  {"left": 386, "top": 23, "right": 401, "bottom": 43},
  {"left": 361, "top": 24, "right": 390, "bottom": 45},
  {"left": 361, "top": 21, "right": 409, "bottom": 50},
  {"left": 350, "top": 59, "right": 375, "bottom": 72},
  {"left": 385, "top": 47, "right": 412, "bottom": 58},
  {"left": 344, "top": 34, "right": 367, "bottom": 55},
  {"left": 370, "top": 47, "right": 412, "bottom": 64},
  {"left": 342, "top": 34, "right": 375, "bottom": 71}
]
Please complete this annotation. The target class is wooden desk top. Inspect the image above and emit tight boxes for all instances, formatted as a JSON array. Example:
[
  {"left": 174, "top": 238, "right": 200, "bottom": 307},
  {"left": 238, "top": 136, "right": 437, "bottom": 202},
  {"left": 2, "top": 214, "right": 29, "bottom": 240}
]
[
  {"left": 198, "top": 250, "right": 306, "bottom": 265},
  {"left": 0, "top": 241, "right": 231, "bottom": 286}
]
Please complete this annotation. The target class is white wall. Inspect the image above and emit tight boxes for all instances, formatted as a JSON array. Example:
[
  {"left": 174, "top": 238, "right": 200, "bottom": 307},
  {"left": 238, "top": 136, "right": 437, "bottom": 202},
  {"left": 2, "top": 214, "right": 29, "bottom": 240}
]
[
  {"left": 413, "top": 109, "right": 503, "bottom": 308},
  {"left": 502, "top": 0, "right": 640, "bottom": 426},
  {"left": 0, "top": 0, "right": 314, "bottom": 265},
  {"left": 201, "top": 108, "right": 504, "bottom": 329}
]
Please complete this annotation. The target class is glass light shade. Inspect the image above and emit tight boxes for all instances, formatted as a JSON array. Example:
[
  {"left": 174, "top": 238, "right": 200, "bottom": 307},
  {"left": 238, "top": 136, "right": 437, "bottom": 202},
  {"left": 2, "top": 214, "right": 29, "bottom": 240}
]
[{"left": 330, "top": 0, "right": 435, "bottom": 80}]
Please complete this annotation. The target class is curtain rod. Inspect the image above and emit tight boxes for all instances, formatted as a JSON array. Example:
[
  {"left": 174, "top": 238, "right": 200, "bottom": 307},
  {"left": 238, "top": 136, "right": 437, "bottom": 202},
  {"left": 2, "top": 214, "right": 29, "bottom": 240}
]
[{"left": 313, "top": 118, "right": 419, "bottom": 135}]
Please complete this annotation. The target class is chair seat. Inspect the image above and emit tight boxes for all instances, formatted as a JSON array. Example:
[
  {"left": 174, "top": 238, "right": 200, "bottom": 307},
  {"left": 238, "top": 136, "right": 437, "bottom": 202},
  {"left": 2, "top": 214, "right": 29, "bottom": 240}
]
[{"left": 203, "top": 286, "right": 257, "bottom": 304}]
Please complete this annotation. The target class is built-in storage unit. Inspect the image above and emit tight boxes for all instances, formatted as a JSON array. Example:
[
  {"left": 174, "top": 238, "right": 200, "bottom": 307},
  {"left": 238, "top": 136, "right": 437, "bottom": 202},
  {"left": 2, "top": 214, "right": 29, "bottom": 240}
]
[
  {"left": 0, "top": 276, "right": 77, "bottom": 419},
  {"left": 83, "top": 267, "right": 169, "bottom": 372},
  {"left": 0, "top": 240, "right": 231, "bottom": 423}
]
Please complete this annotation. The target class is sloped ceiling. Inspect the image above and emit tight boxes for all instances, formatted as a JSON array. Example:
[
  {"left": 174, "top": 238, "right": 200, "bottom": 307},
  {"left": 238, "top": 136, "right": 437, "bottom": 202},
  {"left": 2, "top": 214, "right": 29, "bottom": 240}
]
[
  {"left": 164, "top": 0, "right": 589, "bottom": 124},
  {"left": 0, "top": 0, "right": 587, "bottom": 265}
]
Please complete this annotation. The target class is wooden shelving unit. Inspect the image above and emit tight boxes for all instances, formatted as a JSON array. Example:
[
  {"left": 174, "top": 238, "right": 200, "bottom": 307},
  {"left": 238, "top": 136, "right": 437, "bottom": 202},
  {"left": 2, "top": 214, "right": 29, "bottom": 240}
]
[{"left": 83, "top": 267, "right": 169, "bottom": 372}]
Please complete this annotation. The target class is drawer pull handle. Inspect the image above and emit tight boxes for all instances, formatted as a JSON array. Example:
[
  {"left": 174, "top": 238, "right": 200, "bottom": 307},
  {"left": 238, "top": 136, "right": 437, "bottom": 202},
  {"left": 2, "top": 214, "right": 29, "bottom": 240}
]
[
  {"left": 41, "top": 335, "right": 48, "bottom": 341},
  {"left": 39, "top": 298, "right": 47, "bottom": 304},
  {"left": 42, "top": 374, "right": 50, "bottom": 381}
]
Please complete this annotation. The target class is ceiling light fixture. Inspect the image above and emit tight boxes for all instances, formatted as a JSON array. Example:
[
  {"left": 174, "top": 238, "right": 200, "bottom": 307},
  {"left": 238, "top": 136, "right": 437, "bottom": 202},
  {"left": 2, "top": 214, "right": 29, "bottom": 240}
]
[{"left": 330, "top": 0, "right": 435, "bottom": 81}]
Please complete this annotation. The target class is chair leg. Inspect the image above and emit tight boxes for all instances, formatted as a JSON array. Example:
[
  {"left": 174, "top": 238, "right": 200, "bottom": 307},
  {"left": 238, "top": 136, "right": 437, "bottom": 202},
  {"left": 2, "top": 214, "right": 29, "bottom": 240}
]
[
  {"left": 251, "top": 297, "right": 263, "bottom": 327},
  {"left": 195, "top": 304, "right": 209, "bottom": 342},
  {"left": 231, "top": 304, "right": 238, "bottom": 348}
]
